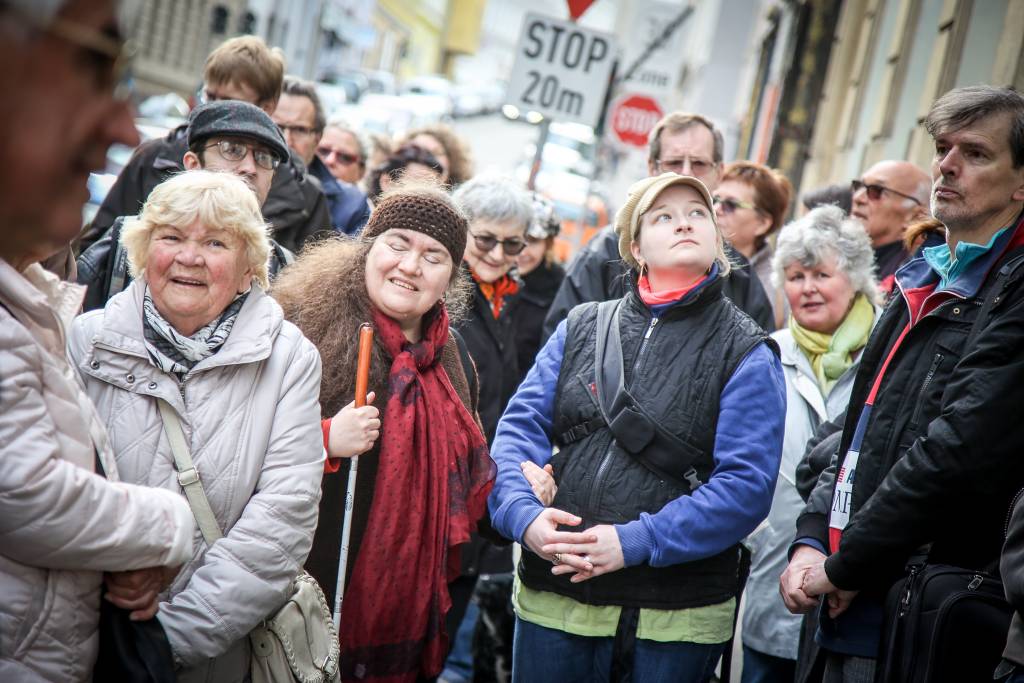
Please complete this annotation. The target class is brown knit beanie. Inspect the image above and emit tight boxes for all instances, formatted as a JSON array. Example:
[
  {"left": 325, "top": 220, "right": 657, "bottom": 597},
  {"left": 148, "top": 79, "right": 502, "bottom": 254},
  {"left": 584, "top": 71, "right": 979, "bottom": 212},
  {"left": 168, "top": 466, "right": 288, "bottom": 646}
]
[{"left": 362, "top": 187, "right": 469, "bottom": 263}]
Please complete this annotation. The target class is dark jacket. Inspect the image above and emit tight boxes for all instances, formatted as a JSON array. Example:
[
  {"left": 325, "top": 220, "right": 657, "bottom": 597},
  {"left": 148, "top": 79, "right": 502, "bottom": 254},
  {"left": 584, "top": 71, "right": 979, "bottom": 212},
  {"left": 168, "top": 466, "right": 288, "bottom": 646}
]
[
  {"left": 83, "top": 125, "right": 332, "bottom": 254},
  {"left": 1001, "top": 493, "right": 1024, "bottom": 665},
  {"left": 515, "top": 260, "right": 565, "bottom": 378},
  {"left": 541, "top": 225, "right": 774, "bottom": 339},
  {"left": 798, "top": 214, "right": 1024, "bottom": 601},
  {"left": 453, "top": 274, "right": 521, "bottom": 446},
  {"left": 453, "top": 272, "right": 523, "bottom": 576},
  {"left": 308, "top": 156, "right": 370, "bottom": 236}
]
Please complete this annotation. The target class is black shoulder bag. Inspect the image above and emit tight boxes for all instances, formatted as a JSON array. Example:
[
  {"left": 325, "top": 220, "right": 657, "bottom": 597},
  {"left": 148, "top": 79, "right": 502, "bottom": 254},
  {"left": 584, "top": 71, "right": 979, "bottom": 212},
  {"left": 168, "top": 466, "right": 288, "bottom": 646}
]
[{"left": 875, "top": 255, "right": 1024, "bottom": 683}]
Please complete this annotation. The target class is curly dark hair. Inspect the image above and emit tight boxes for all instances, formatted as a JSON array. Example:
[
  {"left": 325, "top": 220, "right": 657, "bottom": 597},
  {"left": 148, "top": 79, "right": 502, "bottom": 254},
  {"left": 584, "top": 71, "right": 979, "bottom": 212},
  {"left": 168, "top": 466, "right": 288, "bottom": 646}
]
[{"left": 366, "top": 144, "right": 443, "bottom": 201}]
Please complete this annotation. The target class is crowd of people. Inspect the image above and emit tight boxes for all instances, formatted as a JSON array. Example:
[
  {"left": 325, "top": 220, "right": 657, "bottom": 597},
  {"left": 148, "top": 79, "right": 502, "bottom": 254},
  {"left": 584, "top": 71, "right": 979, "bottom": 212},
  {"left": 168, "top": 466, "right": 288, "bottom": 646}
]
[{"left": 4, "top": 2, "right": 1024, "bottom": 683}]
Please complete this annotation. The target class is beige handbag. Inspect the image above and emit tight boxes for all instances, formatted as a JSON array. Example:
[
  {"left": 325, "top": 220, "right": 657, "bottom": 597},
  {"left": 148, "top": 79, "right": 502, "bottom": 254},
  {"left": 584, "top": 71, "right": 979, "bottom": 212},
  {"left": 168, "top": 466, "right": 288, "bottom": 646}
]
[{"left": 158, "top": 399, "right": 341, "bottom": 683}]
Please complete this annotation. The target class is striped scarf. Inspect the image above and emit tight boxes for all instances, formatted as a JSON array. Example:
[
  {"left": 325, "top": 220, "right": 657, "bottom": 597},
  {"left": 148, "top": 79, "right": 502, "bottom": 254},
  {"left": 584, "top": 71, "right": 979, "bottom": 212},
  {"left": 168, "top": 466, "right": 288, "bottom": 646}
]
[{"left": 142, "top": 288, "right": 249, "bottom": 375}]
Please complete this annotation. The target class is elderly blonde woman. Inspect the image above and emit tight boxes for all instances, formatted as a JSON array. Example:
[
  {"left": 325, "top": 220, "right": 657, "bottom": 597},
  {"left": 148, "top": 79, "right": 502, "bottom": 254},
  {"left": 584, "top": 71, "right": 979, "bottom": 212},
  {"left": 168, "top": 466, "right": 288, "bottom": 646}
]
[
  {"left": 68, "top": 170, "right": 325, "bottom": 683},
  {"left": 488, "top": 174, "right": 786, "bottom": 682},
  {"left": 740, "top": 205, "right": 879, "bottom": 683}
]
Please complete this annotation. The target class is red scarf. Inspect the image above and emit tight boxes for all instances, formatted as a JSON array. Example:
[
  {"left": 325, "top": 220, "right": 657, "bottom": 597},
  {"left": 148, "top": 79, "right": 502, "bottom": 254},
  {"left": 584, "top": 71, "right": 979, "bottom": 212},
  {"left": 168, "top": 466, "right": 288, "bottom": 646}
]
[
  {"left": 339, "top": 305, "right": 494, "bottom": 682},
  {"left": 637, "top": 272, "right": 708, "bottom": 305},
  {"left": 471, "top": 270, "right": 519, "bottom": 319}
]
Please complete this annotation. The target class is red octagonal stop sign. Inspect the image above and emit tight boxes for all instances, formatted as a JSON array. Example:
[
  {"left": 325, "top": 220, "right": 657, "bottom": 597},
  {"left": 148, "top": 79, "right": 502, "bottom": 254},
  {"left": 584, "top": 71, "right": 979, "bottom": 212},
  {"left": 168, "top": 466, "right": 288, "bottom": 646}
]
[{"left": 611, "top": 94, "right": 664, "bottom": 148}]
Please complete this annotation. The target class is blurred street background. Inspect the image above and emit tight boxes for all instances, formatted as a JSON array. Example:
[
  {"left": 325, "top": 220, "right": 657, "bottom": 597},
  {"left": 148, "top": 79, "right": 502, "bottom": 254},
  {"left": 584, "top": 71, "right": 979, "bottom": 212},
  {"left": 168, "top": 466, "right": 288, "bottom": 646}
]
[{"left": 97, "top": 0, "right": 1024, "bottom": 261}]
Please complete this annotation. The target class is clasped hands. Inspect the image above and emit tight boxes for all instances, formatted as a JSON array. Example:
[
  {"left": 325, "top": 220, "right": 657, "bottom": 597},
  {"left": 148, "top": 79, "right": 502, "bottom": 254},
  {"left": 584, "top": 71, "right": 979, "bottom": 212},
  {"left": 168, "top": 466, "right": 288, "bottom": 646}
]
[
  {"left": 779, "top": 545, "right": 858, "bottom": 619},
  {"left": 520, "top": 461, "right": 624, "bottom": 583},
  {"left": 104, "top": 565, "right": 181, "bottom": 621}
]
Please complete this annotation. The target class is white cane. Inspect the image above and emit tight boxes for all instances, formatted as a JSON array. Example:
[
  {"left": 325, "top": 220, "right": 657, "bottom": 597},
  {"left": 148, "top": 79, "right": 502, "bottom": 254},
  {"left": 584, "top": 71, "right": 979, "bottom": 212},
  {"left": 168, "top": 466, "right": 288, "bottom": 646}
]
[
  {"left": 333, "top": 455, "right": 358, "bottom": 630},
  {"left": 333, "top": 323, "right": 374, "bottom": 631}
]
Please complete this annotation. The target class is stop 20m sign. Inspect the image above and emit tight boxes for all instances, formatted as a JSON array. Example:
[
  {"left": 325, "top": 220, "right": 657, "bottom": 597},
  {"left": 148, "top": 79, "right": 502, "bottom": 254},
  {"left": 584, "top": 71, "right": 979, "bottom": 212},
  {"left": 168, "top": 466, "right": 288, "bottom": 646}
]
[
  {"left": 507, "top": 13, "right": 617, "bottom": 128},
  {"left": 611, "top": 94, "right": 664, "bottom": 148}
]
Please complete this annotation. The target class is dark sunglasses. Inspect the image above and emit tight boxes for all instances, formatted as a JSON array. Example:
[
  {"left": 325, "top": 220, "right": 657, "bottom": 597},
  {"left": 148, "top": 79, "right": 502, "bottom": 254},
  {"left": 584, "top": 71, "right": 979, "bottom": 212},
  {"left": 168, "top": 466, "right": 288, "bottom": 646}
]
[
  {"left": 851, "top": 179, "right": 922, "bottom": 205},
  {"left": 317, "top": 146, "right": 362, "bottom": 166},
  {"left": 470, "top": 231, "right": 526, "bottom": 256},
  {"left": 713, "top": 196, "right": 761, "bottom": 214}
]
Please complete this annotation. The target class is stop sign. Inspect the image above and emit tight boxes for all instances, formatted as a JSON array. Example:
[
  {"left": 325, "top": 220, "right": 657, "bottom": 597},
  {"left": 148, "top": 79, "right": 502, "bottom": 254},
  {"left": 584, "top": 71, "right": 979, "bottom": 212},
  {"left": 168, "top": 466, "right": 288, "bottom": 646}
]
[{"left": 611, "top": 94, "right": 664, "bottom": 148}]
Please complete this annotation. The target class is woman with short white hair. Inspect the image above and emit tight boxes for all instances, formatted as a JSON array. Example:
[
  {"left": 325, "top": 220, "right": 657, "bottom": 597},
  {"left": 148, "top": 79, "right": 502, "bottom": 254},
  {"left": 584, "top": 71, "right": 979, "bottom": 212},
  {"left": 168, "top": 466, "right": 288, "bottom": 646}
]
[
  {"left": 68, "top": 170, "right": 325, "bottom": 682},
  {"left": 741, "top": 205, "right": 880, "bottom": 682}
]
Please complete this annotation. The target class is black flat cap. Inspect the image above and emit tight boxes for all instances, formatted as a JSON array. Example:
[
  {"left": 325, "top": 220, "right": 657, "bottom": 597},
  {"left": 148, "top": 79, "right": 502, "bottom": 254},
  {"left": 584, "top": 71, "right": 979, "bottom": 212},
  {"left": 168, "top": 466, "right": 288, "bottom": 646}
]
[{"left": 187, "top": 100, "right": 290, "bottom": 162}]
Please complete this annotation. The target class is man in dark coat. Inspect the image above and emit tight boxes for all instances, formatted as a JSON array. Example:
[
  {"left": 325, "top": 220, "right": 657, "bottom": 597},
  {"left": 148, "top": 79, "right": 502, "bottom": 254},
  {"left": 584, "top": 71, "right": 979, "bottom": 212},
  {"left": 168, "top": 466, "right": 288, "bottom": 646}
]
[
  {"left": 274, "top": 76, "right": 369, "bottom": 236},
  {"left": 80, "top": 35, "right": 330, "bottom": 255},
  {"left": 781, "top": 85, "right": 1024, "bottom": 681},
  {"left": 543, "top": 111, "right": 774, "bottom": 338}
]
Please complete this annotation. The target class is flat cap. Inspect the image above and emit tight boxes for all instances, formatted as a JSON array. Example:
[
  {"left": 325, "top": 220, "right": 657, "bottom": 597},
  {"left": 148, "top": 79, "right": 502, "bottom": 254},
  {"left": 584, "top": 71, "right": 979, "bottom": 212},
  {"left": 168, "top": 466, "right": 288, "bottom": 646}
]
[{"left": 187, "top": 100, "right": 290, "bottom": 163}]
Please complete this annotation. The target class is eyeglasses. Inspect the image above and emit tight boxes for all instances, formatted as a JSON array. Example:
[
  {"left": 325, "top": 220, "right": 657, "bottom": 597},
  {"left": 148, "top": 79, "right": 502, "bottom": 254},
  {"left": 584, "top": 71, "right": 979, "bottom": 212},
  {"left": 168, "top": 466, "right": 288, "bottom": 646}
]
[
  {"left": 204, "top": 140, "right": 280, "bottom": 171},
  {"left": 713, "top": 196, "right": 762, "bottom": 214},
  {"left": 9, "top": 5, "right": 135, "bottom": 101},
  {"left": 655, "top": 156, "right": 715, "bottom": 176},
  {"left": 277, "top": 123, "right": 320, "bottom": 138},
  {"left": 470, "top": 232, "right": 527, "bottom": 256},
  {"left": 851, "top": 179, "right": 922, "bottom": 205},
  {"left": 317, "top": 146, "right": 362, "bottom": 166}
]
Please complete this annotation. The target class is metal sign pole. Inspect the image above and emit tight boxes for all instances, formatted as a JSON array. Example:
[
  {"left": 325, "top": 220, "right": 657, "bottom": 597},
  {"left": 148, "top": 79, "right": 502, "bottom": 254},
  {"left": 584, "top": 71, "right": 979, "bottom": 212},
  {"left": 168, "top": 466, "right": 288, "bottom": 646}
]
[{"left": 527, "top": 118, "right": 551, "bottom": 191}]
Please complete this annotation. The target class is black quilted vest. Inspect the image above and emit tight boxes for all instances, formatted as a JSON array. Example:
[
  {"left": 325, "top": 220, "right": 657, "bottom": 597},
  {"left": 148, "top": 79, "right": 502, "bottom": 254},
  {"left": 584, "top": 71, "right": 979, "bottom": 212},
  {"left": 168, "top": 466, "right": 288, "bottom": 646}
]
[{"left": 519, "top": 278, "right": 773, "bottom": 608}]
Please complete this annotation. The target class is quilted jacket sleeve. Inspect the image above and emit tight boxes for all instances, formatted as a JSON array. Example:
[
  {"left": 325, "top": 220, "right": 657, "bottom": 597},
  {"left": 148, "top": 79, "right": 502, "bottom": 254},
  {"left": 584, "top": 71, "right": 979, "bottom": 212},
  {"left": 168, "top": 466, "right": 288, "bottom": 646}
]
[
  {"left": 1, "top": 316, "right": 194, "bottom": 571},
  {"left": 156, "top": 331, "right": 325, "bottom": 666}
]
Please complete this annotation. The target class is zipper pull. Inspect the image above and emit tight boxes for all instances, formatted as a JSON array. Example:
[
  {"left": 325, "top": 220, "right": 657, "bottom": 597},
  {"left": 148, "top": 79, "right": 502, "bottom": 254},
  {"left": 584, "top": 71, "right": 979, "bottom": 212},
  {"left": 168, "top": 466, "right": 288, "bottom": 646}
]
[
  {"left": 644, "top": 317, "right": 659, "bottom": 339},
  {"left": 968, "top": 574, "right": 983, "bottom": 590}
]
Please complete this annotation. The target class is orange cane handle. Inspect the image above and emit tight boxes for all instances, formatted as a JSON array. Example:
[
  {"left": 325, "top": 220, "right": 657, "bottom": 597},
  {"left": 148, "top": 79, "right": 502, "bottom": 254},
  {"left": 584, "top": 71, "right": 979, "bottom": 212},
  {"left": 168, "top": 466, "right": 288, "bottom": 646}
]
[{"left": 354, "top": 323, "right": 373, "bottom": 407}]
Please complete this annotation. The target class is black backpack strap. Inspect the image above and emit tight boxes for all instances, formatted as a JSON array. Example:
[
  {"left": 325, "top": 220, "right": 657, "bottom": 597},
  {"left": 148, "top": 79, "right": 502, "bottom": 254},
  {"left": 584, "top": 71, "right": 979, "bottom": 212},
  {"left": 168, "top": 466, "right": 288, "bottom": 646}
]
[{"left": 593, "top": 299, "right": 703, "bottom": 491}]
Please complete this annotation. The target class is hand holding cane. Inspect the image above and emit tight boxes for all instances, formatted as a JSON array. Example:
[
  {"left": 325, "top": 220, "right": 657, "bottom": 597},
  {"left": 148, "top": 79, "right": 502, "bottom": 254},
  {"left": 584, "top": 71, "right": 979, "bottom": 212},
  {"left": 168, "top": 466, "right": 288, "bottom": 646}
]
[{"left": 333, "top": 323, "right": 374, "bottom": 630}]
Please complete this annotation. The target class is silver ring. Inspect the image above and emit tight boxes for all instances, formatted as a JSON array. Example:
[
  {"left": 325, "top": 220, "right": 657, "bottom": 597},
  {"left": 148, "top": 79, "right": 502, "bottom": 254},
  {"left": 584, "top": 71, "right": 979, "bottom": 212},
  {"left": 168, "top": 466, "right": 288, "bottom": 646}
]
[{"left": 553, "top": 553, "right": 563, "bottom": 564}]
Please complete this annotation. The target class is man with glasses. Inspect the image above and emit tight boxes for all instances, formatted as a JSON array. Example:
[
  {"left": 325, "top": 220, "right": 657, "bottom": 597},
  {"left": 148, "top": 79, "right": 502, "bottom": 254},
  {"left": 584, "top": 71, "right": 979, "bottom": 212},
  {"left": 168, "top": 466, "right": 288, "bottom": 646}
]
[
  {"left": 542, "top": 111, "right": 774, "bottom": 338},
  {"left": 82, "top": 34, "right": 331, "bottom": 255},
  {"left": 850, "top": 160, "right": 931, "bottom": 288},
  {"left": 275, "top": 76, "right": 369, "bottom": 235},
  {"left": 0, "top": 1, "right": 198, "bottom": 680},
  {"left": 77, "top": 100, "right": 296, "bottom": 311}
]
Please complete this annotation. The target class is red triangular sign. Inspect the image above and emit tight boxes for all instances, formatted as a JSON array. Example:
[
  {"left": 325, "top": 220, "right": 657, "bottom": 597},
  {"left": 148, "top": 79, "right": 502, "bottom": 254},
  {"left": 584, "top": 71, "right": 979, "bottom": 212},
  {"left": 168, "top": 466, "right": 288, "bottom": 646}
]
[{"left": 567, "top": 0, "right": 596, "bottom": 21}]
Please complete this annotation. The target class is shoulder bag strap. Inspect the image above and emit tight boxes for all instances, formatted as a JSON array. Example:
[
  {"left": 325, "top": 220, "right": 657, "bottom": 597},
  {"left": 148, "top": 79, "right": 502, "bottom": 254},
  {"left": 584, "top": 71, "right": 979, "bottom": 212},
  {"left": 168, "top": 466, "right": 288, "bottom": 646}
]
[
  {"left": 157, "top": 398, "right": 224, "bottom": 545},
  {"left": 593, "top": 299, "right": 622, "bottom": 421}
]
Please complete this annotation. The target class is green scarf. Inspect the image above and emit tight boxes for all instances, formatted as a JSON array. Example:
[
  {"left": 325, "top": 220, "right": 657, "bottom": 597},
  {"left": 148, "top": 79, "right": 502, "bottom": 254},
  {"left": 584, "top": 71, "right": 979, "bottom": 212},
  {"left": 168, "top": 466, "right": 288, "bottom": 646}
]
[{"left": 789, "top": 293, "right": 874, "bottom": 394}]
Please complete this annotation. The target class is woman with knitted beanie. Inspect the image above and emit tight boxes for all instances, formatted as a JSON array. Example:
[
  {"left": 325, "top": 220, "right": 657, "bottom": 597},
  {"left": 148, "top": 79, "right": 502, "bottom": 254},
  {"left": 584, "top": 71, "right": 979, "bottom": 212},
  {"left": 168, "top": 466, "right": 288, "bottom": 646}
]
[{"left": 272, "top": 182, "right": 495, "bottom": 683}]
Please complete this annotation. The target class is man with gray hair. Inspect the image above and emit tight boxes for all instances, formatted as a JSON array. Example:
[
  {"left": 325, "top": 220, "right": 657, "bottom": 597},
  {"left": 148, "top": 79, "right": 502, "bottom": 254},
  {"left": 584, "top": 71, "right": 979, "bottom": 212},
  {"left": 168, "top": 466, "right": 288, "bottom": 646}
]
[
  {"left": 542, "top": 111, "right": 774, "bottom": 337},
  {"left": 849, "top": 159, "right": 931, "bottom": 290},
  {"left": 0, "top": 1, "right": 197, "bottom": 680},
  {"left": 273, "top": 76, "right": 370, "bottom": 234},
  {"left": 781, "top": 85, "right": 1024, "bottom": 681}
]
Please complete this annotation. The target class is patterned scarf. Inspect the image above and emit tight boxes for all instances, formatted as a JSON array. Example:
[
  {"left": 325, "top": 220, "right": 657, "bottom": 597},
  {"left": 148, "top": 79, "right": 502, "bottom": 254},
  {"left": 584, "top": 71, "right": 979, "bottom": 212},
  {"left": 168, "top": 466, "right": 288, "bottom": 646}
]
[
  {"left": 471, "top": 270, "right": 519, "bottom": 319},
  {"left": 789, "top": 293, "right": 874, "bottom": 394},
  {"left": 142, "top": 288, "right": 249, "bottom": 375},
  {"left": 339, "top": 305, "right": 494, "bottom": 683}
]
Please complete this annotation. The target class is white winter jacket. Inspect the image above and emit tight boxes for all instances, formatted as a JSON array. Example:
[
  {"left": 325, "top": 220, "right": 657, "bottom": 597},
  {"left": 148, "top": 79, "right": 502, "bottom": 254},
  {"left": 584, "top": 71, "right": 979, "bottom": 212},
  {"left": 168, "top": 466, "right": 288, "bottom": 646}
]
[
  {"left": 68, "top": 280, "right": 325, "bottom": 683},
  {"left": 741, "top": 327, "right": 861, "bottom": 660},
  {"left": 0, "top": 260, "right": 194, "bottom": 683}
]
